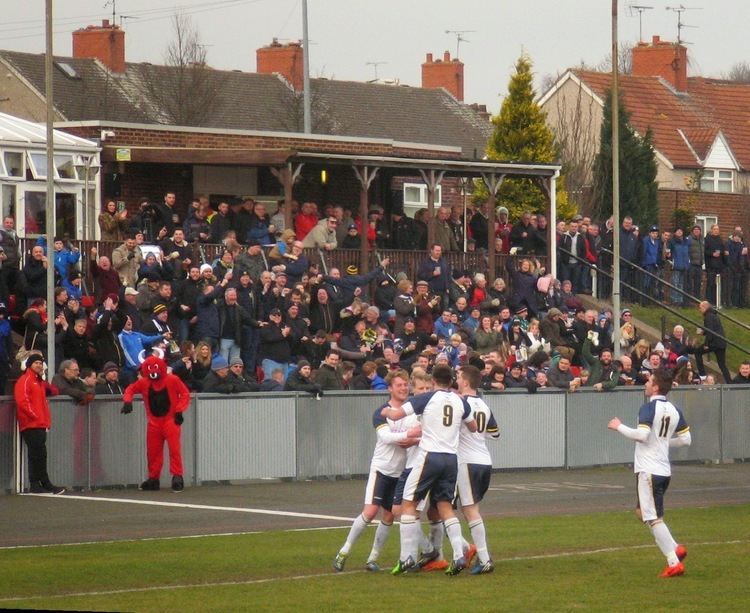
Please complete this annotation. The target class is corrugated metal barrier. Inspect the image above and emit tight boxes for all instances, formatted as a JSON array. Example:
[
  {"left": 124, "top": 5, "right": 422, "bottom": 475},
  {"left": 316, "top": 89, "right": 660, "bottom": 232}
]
[{"left": 3, "top": 386, "right": 748, "bottom": 494}]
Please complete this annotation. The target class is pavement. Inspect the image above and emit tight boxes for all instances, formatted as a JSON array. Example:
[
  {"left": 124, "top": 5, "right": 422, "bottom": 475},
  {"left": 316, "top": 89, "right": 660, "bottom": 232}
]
[{"left": 1, "top": 463, "right": 748, "bottom": 548}]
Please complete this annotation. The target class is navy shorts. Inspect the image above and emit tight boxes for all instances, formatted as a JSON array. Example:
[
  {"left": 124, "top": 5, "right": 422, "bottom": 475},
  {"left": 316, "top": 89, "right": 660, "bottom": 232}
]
[
  {"left": 393, "top": 467, "right": 412, "bottom": 507},
  {"left": 364, "top": 469, "right": 400, "bottom": 512},
  {"left": 403, "top": 451, "right": 458, "bottom": 504},
  {"left": 456, "top": 463, "right": 492, "bottom": 506}
]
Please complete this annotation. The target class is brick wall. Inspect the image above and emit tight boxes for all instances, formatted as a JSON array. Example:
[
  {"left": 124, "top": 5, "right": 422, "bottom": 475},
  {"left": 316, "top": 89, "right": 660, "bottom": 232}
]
[{"left": 657, "top": 189, "right": 750, "bottom": 233}]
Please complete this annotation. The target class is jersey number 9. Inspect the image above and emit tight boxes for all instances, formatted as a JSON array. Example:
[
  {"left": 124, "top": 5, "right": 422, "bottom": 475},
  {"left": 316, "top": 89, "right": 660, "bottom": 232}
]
[{"left": 442, "top": 405, "right": 453, "bottom": 427}]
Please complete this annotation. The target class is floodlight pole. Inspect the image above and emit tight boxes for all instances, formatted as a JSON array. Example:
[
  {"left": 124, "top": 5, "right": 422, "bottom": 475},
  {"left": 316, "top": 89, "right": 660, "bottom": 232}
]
[
  {"left": 45, "top": 0, "right": 56, "bottom": 370},
  {"left": 302, "top": 0, "right": 311, "bottom": 133},
  {"left": 611, "top": 0, "right": 622, "bottom": 357}
]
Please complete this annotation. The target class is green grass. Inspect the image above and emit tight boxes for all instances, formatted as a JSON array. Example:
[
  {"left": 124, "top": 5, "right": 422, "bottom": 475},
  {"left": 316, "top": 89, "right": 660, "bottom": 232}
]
[
  {"left": 630, "top": 305, "right": 750, "bottom": 371},
  {"left": 1, "top": 504, "right": 748, "bottom": 611}
]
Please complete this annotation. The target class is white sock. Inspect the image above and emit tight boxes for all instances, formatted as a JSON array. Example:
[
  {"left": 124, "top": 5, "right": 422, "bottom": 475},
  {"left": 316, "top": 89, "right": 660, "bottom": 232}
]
[
  {"left": 650, "top": 521, "right": 679, "bottom": 566},
  {"left": 367, "top": 521, "right": 391, "bottom": 562},
  {"left": 429, "top": 520, "right": 445, "bottom": 558},
  {"left": 399, "top": 514, "right": 419, "bottom": 562},
  {"left": 469, "top": 518, "right": 490, "bottom": 564},
  {"left": 443, "top": 517, "right": 465, "bottom": 561},
  {"left": 340, "top": 513, "right": 370, "bottom": 555},
  {"left": 417, "top": 518, "right": 433, "bottom": 554}
]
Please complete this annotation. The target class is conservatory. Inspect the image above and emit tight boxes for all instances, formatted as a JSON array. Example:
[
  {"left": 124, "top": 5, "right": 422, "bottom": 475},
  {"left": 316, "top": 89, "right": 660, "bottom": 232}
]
[{"left": 0, "top": 112, "right": 100, "bottom": 240}]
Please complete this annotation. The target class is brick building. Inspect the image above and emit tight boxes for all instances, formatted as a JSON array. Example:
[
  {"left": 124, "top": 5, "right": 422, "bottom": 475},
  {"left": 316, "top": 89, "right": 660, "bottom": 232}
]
[
  {"left": 540, "top": 36, "right": 750, "bottom": 234},
  {"left": 0, "top": 20, "right": 495, "bottom": 238}
]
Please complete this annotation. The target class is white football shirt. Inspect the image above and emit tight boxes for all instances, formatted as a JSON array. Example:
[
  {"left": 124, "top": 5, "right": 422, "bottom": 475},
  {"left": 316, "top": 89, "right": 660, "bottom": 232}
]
[
  {"left": 633, "top": 395, "right": 689, "bottom": 476},
  {"left": 370, "top": 404, "right": 409, "bottom": 478},
  {"left": 402, "top": 389, "right": 473, "bottom": 454},
  {"left": 458, "top": 394, "right": 500, "bottom": 465}
]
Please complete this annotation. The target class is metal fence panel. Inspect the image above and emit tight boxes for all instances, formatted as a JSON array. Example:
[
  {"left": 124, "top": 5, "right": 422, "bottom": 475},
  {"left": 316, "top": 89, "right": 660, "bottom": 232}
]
[
  {"left": 668, "top": 387, "right": 722, "bottom": 463},
  {"left": 721, "top": 385, "right": 750, "bottom": 461},
  {"left": 196, "top": 394, "right": 296, "bottom": 482},
  {"left": 484, "top": 391, "right": 566, "bottom": 469},
  {"left": 0, "top": 399, "right": 15, "bottom": 494},
  {"left": 566, "top": 388, "right": 645, "bottom": 468},
  {"left": 295, "top": 392, "right": 389, "bottom": 479}
]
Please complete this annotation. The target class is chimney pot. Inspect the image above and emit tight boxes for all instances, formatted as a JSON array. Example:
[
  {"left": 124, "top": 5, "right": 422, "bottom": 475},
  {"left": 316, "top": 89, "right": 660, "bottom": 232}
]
[
  {"left": 72, "top": 21, "right": 126, "bottom": 72},
  {"left": 652, "top": 35, "right": 660, "bottom": 44},
  {"left": 443, "top": 50, "right": 451, "bottom": 62},
  {"left": 426, "top": 53, "right": 433, "bottom": 63}
]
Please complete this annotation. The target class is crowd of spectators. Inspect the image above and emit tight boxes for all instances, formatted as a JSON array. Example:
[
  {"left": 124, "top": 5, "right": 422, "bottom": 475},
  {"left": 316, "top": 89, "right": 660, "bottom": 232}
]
[{"left": 2, "top": 193, "right": 748, "bottom": 403}]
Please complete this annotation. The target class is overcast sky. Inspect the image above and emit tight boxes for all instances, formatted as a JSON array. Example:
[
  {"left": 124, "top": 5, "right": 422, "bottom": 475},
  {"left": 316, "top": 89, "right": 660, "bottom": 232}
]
[{"left": 3, "top": 0, "right": 748, "bottom": 109}]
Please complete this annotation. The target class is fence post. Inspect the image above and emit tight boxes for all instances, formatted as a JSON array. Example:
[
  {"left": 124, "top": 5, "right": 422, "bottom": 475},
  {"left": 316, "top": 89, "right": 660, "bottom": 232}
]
[
  {"left": 193, "top": 395, "right": 199, "bottom": 487},
  {"left": 564, "top": 391, "right": 569, "bottom": 469},
  {"left": 591, "top": 266, "right": 597, "bottom": 298},
  {"left": 716, "top": 274, "right": 722, "bottom": 309}
]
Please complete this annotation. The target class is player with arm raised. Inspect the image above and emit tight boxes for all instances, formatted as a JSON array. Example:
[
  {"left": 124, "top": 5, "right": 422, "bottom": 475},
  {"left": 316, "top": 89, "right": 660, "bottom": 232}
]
[
  {"left": 456, "top": 364, "right": 500, "bottom": 575},
  {"left": 334, "top": 370, "right": 420, "bottom": 572},
  {"left": 608, "top": 367, "right": 691, "bottom": 578},
  {"left": 381, "top": 364, "right": 477, "bottom": 576}
]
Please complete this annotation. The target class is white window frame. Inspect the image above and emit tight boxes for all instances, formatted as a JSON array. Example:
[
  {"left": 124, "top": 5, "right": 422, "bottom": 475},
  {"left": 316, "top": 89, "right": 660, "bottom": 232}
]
[
  {"left": 700, "top": 168, "right": 733, "bottom": 193},
  {"left": 1, "top": 149, "right": 25, "bottom": 179},
  {"left": 27, "top": 152, "right": 49, "bottom": 180},
  {"left": 403, "top": 182, "right": 442, "bottom": 217},
  {"left": 694, "top": 214, "right": 718, "bottom": 237},
  {"left": 54, "top": 154, "right": 78, "bottom": 181},
  {"left": 26, "top": 152, "right": 80, "bottom": 182}
]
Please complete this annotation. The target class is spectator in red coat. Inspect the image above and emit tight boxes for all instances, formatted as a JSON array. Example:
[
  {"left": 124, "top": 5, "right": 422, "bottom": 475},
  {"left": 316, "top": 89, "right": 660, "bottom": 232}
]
[
  {"left": 294, "top": 202, "right": 320, "bottom": 240},
  {"left": 14, "top": 353, "right": 64, "bottom": 494},
  {"left": 89, "top": 247, "right": 123, "bottom": 304}
]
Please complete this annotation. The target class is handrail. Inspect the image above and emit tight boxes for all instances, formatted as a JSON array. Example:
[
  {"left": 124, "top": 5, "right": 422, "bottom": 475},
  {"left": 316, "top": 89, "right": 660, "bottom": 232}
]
[
  {"left": 600, "top": 247, "right": 750, "bottom": 333},
  {"left": 561, "top": 248, "right": 750, "bottom": 356}
]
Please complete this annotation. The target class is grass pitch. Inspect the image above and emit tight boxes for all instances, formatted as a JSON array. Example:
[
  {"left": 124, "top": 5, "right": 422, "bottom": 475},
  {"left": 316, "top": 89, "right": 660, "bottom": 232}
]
[{"left": 1, "top": 504, "right": 748, "bottom": 611}]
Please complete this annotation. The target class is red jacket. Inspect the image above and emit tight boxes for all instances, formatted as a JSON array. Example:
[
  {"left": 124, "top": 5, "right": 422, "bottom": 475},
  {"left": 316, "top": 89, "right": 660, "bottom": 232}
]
[
  {"left": 294, "top": 213, "right": 319, "bottom": 240},
  {"left": 14, "top": 369, "right": 58, "bottom": 431}
]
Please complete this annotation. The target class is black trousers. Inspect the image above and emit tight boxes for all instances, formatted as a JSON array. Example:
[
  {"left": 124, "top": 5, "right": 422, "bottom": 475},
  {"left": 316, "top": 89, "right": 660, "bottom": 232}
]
[
  {"left": 21, "top": 428, "right": 51, "bottom": 487},
  {"left": 694, "top": 346, "right": 732, "bottom": 384}
]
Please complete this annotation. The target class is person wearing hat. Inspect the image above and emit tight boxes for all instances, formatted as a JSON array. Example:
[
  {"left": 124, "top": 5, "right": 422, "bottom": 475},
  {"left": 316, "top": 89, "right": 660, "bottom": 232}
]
[
  {"left": 226, "top": 357, "right": 259, "bottom": 392},
  {"left": 495, "top": 206, "right": 512, "bottom": 254},
  {"left": 95, "top": 362, "right": 124, "bottom": 395},
  {"left": 259, "top": 307, "right": 292, "bottom": 381},
  {"left": 639, "top": 225, "right": 664, "bottom": 305},
  {"left": 142, "top": 302, "right": 175, "bottom": 355},
  {"left": 62, "top": 270, "right": 84, "bottom": 302},
  {"left": 390, "top": 201, "right": 419, "bottom": 251},
  {"left": 449, "top": 269, "right": 470, "bottom": 307},
  {"left": 284, "top": 360, "right": 323, "bottom": 396},
  {"left": 14, "top": 353, "right": 65, "bottom": 494},
  {"left": 118, "top": 313, "right": 170, "bottom": 382},
  {"left": 341, "top": 223, "right": 360, "bottom": 249},
  {"left": 320, "top": 257, "right": 390, "bottom": 308},
  {"left": 201, "top": 355, "right": 237, "bottom": 394}
]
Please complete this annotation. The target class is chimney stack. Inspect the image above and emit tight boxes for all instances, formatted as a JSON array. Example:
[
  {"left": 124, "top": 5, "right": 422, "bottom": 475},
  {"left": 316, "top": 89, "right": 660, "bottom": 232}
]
[
  {"left": 421, "top": 50, "right": 464, "bottom": 101},
  {"left": 72, "top": 20, "right": 126, "bottom": 73},
  {"left": 631, "top": 35, "right": 688, "bottom": 92},
  {"left": 256, "top": 39, "right": 304, "bottom": 91}
]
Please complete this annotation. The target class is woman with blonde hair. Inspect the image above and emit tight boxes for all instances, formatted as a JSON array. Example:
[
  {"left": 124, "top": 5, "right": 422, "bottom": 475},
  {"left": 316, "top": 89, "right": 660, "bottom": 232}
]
[
  {"left": 630, "top": 338, "right": 651, "bottom": 366},
  {"left": 192, "top": 341, "right": 213, "bottom": 390}
]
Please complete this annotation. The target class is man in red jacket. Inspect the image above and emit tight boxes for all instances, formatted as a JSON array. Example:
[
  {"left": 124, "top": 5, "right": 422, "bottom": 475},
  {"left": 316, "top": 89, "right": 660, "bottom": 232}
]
[
  {"left": 14, "top": 353, "right": 64, "bottom": 494},
  {"left": 121, "top": 355, "right": 191, "bottom": 492}
]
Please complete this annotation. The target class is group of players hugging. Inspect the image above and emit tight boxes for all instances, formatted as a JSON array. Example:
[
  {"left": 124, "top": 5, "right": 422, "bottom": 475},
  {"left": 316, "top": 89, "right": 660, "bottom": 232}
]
[{"left": 334, "top": 364, "right": 691, "bottom": 579}]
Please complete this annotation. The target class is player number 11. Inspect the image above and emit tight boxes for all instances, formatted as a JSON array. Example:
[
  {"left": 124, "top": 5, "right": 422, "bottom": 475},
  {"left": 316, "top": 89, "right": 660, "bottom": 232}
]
[{"left": 657, "top": 415, "right": 671, "bottom": 438}]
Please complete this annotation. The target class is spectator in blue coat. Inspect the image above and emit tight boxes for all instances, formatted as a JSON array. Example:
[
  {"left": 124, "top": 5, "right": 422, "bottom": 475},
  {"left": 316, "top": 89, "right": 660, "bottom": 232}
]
[
  {"left": 417, "top": 244, "right": 451, "bottom": 301},
  {"left": 246, "top": 202, "right": 272, "bottom": 245},
  {"left": 639, "top": 225, "right": 663, "bottom": 304},
  {"left": 668, "top": 228, "right": 690, "bottom": 305},
  {"left": 52, "top": 238, "right": 80, "bottom": 285}
]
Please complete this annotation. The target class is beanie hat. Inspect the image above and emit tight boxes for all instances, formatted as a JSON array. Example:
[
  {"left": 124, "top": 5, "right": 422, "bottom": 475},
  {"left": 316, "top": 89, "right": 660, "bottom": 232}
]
[
  {"left": 25, "top": 354, "right": 44, "bottom": 369},
  {"left": 211, "top": 356, "right": 229, "bottom": 371},
  {"left": 153, "top": 304, "right": 168, "bottom": 315},
  {"left": 102, "top": 361, "right": 119, "bottom": 374}
]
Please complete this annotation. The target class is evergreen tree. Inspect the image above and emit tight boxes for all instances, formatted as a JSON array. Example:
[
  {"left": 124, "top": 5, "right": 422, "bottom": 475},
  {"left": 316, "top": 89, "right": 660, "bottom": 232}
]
[
  {"left": 592, "top": 90, "right": 658, "bottom": 226},
  {"left": 477, "top": 55, "right": 575, "bottom": 220}
]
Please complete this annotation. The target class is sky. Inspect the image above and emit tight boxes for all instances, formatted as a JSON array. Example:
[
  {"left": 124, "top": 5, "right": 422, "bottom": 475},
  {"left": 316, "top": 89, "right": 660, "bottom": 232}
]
[{"left": 2, "top": 0, "right": 748, "bottom": 109}]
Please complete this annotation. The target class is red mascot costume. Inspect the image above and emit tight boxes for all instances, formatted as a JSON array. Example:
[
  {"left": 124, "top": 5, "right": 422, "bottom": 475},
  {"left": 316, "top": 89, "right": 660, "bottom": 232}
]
[{"left": 121, "top": 356, "right": 191, "bottom": 492}]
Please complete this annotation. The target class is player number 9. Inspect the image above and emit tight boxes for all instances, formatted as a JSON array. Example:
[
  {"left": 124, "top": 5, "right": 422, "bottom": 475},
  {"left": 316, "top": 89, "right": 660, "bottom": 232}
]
[{"left": 442, "top": 404, "right": 453, "bottom": 427}]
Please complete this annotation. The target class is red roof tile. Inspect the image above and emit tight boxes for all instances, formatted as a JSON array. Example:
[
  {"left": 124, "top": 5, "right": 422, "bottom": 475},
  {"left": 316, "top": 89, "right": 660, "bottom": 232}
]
[{"left": 571, "top": 70, "right": 750, "bottom": 170}]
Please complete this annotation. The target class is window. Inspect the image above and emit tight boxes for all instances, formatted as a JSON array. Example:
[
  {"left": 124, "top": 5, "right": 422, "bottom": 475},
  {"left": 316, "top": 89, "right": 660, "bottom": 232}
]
[
  {"left": 694, "top": 215, "right": 718, "bottom": 237},
  {"left": 22, "top": 191, "right": 77, "bottom": 237},
  {"left": 1, "top": 184, "right": 16, "bottom": 220},
  {"left": 54, "top": 154, "right": 77, "bottom": 180},
  {"left": 27, "top": 153, "right": 48, "bottom": 180},
  {"left": 3, "top": 151, "right": 24, "bottom": 178},
  {"left": 403, "top": 182, "right": 442, "bottom": 218},
  {"left": 700, "top": 169, "right": 733, "bottom": 193}
]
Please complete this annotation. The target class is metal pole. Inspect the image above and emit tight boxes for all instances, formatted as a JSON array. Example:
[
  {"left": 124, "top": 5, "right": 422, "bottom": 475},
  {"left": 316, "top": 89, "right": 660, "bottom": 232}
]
[
  {"left": 549, "top": 171, "right": 558, "bottom": 281},
  {"left": 302, "top": 0, "right": 311, "bottom": 134},
  {"left": 611, "top": 0, "right": 622, "bottom": 358},
  {"left": 45, "top": 0, "right": 56, "bottom": 370}
]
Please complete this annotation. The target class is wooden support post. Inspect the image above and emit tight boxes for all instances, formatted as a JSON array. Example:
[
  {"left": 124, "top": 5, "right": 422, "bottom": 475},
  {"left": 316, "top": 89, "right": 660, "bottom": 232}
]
[
  {"left": 352, "top": 165, "right": 379, "bottom": 274},
  {"left": 419, "top": 169, "right": 445, "bottom": 250},
  {"left": 270, "top": 162, "right": 304, "bottom": 232},
  {"left": 480, "top": 172, "right": 505, "bottom": 282}
]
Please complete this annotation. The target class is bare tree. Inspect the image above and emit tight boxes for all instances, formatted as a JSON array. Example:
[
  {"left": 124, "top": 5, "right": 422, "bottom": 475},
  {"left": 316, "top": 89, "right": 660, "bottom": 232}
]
[
  {"left": 136, "top": 14, "right": 225, "bottom": 126},
  {"left": 722, "top": 61, "right": 750, "bottom": 83}
]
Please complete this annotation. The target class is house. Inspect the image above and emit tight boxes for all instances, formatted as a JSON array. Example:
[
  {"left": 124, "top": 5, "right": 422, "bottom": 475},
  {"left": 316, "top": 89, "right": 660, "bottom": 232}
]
[
  {"left": 0, "top": 20, "right": 496, "bottom": 238},
  {"left": 540, "top": 35, "right": 750, "bottom": 234}
]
